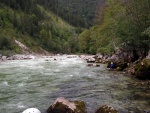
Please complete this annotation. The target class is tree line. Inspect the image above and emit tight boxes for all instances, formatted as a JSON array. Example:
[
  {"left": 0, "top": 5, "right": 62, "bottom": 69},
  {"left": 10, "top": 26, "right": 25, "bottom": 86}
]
[
  {"left": 78, "top": 0, "right": 150, "bottom": 59},
  {"left": 0, "top": 0, "right": 149, "bottom": 57}
]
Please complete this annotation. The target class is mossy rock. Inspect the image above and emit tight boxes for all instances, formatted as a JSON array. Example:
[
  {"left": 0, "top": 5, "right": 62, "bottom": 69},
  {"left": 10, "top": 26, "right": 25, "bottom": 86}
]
[
  {"left": 74, "top": 100, "right": 86, "bottom": 113},
  {"left": 107, "top": 61, "right": 111, "bottom": 68},
  {"left": 134, "top": 59, "right": 150, "bottom": 80},
  {"left": 116, "top": 67, "right": 122, "bottom": 71},
  {"left": 95, "top": 105, "right": 118, "bottom": 113},
  {"left": 47, "top": 97, "right": 87, "bottom": 113},
  {"left": 116, "top": 62, "right": 128, "bottom": 71}
]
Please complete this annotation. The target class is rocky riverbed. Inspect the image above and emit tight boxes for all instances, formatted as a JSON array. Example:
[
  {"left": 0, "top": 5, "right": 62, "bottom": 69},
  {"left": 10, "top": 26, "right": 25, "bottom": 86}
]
[{"left": 80, "top": 49, "right": 150, "bottom": 80}]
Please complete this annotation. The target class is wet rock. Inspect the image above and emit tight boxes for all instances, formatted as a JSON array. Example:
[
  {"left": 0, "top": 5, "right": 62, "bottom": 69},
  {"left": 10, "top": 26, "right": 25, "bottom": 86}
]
[
  {"left": 93, "top": 54, "right": 103, "bottom": 63},
  {"left": 47, "top": 97, "right": 87, "bottom": 113},
  {"left": 87, "top": 63, "right": 100, "bottom": 67},
  {"left": 45, "top": 59, "right": 49, "bottom": 61},
  {"left": 95, "top": 64, "right": 100, "bottom": 67},
  {"left": 94, "top": 54, "right": 110, "bottom": 64},
  {"left": 95, "top": 105, "right": 118, "bottom": 113},
  {"left": 79, "top": 54, "right": 107, "bottom": 64},
  {"left": 87, "top": 64, "right": 93, "bottom": 66},
  {"left": 115, "top": 61, "right": 128, "bottom": 71},
  {"left": 87, "top": 58, "right": 96, "bottom": 63}
]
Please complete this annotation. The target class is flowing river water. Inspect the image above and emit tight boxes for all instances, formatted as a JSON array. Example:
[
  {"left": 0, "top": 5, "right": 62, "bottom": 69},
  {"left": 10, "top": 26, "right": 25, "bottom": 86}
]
[{"left": 0, "top": 55, "right": 149, "bottom": 113}]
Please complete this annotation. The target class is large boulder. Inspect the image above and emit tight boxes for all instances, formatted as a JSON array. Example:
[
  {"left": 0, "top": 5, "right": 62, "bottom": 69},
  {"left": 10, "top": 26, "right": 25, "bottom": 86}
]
[
  {"left": 134, "top": 59, "right": 150, "bottom": 80},
  {"left": 110, "top": 49, "right": 134, "bottom": 63},
  {"left": 95, "top": 105, "right": 118, "bottom": 113},
  {"left": 107, "top": 49, "right": 135, "bottom": 71},
  {"left": 47, "top": 97, "right": 87, "bottom": 113}
]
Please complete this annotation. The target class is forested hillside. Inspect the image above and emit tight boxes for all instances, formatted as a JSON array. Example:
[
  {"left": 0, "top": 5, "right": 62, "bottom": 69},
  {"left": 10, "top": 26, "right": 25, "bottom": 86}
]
[
  {"left": 78, "top": 0, "right": 150, "bottom": 58},
  {"left": 0, "top": 0, "right": 149, "bottom": 57},
  {"left": 0, "top": 0, "right": 79, "bottom": 55},
  {"left": 48, "top": 0, "right": 105, "bottom": 28}
]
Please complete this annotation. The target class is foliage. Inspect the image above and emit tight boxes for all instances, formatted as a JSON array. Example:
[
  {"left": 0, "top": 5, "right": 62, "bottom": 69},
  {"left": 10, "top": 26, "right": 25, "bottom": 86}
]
[
  {"left": 0, "top": 1, "right": 78, "bottom": 54},
  {"left": 0, "top": 36, "right": 14, "bottom": 50},
  {"left": 0, "top": 35, "right": 21, "bottom": 55},
  {"left": 78, "top": 0, "right": 123, "bottom": 54},
  {"left": 115, "top": 0, "right": 150, "bottom": 58},
  {"left": 44, "top": 0, "right": 106, "bottom": 28},
  {"left": 78, "top": 0, "right": 150, "bottom": 56},
  {"left": 0, "top": 0, "right": 149, "bottom": 56}
]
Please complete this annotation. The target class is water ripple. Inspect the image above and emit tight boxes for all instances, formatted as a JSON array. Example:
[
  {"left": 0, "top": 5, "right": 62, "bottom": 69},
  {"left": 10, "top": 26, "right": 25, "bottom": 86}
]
[{"left": 0, "top": 56, "right": 149, "bottom": 113}]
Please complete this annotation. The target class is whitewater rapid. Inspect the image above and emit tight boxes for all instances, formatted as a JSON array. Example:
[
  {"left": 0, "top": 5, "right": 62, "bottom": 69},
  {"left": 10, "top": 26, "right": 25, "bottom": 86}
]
[{"left": 0, "top": 55, "right": 149, "bottom": 113}]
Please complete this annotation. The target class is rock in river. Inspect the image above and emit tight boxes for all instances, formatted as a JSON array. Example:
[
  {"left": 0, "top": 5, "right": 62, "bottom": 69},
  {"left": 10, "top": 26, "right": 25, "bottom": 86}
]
[
  {"left": 95, "top": 105, "right": 118, "bottom": 113},
  {"left": 47, "top": 97, "right": 87, "bottom": 113}
]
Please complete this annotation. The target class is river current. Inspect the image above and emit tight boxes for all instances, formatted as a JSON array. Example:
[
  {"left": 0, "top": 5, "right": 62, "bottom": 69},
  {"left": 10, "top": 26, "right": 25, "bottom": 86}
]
[{"left": 0, "top": 55, "right": 149, "bottom": 113}]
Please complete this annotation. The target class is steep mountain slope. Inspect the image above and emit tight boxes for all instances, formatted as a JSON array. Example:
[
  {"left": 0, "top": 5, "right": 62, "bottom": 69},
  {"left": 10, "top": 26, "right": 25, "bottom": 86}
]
[
  {"left": 78, "top": 0, "right": 150, "bottom": 57},
  {"left": 0, "top": 1, "right": 77, "bottom": 55},
  {"left": 49, "top": 0, "right": 106, "bottom": 28}
]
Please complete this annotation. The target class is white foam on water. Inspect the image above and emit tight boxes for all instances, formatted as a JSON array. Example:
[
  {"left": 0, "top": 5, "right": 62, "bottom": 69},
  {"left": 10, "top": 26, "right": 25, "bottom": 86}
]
[
  {"left": 43, "top": 73, "right": 51, "bottom": 76},
  {"left": 18, "top": 83, "right": 24, "bottom": 87},
  {"left": 8, "top": 102, "right": 25, "bottom": 109},
  {"left": 22, "top": 77, "right": 29, "bottom": 80},
  {"left": 23, "top": 64, "right": 44, "bottom": 70},
  {"left": 70, "top": 75, "right": 74, "bottom": 77},
  {"left": 54, "top": 69, "right": 61, "bottom": 72},
  {"left": 17, "top": 102, "right": 25, "bottom": 108},
  {"left": 2, "top": 81, "right": 8, "bottom": 86}
]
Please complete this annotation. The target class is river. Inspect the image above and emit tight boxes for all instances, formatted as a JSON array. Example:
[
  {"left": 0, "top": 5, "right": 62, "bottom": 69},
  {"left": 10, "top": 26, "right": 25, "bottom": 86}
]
[{"left": 0, "top": 55, "right": 149, "bottom": 113}]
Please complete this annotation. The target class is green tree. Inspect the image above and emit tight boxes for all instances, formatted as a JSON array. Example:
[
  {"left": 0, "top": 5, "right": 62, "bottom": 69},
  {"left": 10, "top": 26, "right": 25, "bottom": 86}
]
[
  {"left": 0, "top": 36, "right": 13, "bottom": 50},
  {"left": 115, "top": 0, "right": 150, "bottom": 58},
  {"left": 78, "top": 30, "right": 91, "bottom": 53}
]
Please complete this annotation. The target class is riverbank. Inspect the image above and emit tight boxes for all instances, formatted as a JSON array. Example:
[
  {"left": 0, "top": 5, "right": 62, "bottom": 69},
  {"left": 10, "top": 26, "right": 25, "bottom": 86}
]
[
  {"left": 0, "top": 54, "right": 35, "bottom": 61},
  {"left": 81, "top": 49, "right": 150, "bottom": 80},
  {"left": 0, "top": 54, "right": 78, "bottom": 62}
]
